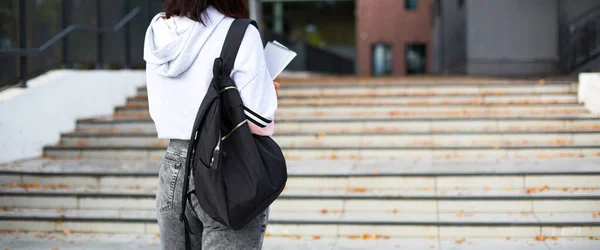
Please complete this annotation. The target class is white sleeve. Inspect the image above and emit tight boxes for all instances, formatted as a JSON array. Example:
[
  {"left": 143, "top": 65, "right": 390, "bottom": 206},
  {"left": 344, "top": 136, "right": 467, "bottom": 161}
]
[{"left": 230, "top": 25, "right": 278, "bottom": 129}]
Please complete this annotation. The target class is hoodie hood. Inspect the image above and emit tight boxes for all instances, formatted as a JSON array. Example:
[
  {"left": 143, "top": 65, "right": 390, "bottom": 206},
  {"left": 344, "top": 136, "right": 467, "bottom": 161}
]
[{"left": 144, "top": 6, "right": 226, "bottom": 78}]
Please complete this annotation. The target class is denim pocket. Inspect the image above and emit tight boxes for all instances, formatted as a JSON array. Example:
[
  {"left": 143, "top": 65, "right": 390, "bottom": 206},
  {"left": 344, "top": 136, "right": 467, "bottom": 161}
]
[{"left": 156, "top": 156, "right": 182, "bottom": 212}]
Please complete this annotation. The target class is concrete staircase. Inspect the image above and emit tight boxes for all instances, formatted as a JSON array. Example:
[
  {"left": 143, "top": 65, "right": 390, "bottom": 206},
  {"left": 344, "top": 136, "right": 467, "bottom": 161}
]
[{"left": 2, "top": 79, "right": 600, "bottom": 249}]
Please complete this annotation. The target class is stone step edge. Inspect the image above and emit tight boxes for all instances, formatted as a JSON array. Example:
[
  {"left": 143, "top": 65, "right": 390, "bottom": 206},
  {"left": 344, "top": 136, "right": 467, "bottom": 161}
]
[
  {"left": 135, "top": 82, "right": 575, "bottom": 90},
  {"left": 61, "top": 130, "right": 600, "bottom": 138},
  {"left": 2, "top": 215, "right": 599, "bottom": 227},
  {"left": 76, "top": 116, "right": 600, "bottom": 124},
  {"left": 128, "top": 92, "right": 579, "bottom": 100},
  {"left": 43, "top": 145, "right": 600, "bottom": 151},
  {"left": 4, "top": 168, "right": 600, "bottom": 177},
  {"left": 120, "top": 102, "right": 582, "bottom": 108},
  {"left": 2, "top": 191, "right": 599, "bottom": 201},
  {"left": 114, "top": 104, "right": 586, "bottom": 111}
]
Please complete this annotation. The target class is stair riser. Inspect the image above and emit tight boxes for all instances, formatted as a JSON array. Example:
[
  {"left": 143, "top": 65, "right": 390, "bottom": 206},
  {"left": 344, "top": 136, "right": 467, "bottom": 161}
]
[
  {"left": 114, "top": 106, "right": 589, "bottom": 118},
  {"left": 138, "top": 84, "right": 577, "bottom": 96},
  {"left": 3, "top": 175, "right": 598, "bottom": 191},
  {"left": 1, "top": 220, "right": 597, "bottom": 238},
  {"left": 43, "top": 148, "right": 600, "bottom": 160},
  {"left": 75, "top": 120, "right": 600, "bottom": 134},
  {"left": 127, "top": 95, "right": 578, "bottom": 106},
  {"left": 2, "top": 196, "right": 599, "bottom": 213},
  {"left": 59, "top": 134, "right": 600, "bottom": 147}
]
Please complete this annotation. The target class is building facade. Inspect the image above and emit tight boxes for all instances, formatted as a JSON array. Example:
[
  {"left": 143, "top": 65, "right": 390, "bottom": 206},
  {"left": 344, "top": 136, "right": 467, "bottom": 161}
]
[
  {"left": 434, "top": 0, "right": 600, "bottom": 76},
  {"left": 356, "top": 0, "right": 433, "bottom": 76}
]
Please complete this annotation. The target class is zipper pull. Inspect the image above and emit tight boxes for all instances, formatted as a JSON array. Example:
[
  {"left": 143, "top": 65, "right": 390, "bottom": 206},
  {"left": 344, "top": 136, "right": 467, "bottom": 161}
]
[{"left": 209, "top": 140, "right": 221, "bottom": 168}]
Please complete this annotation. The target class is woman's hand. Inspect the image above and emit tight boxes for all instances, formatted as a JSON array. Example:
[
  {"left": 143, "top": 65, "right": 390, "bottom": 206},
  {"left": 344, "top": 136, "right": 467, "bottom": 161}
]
[{"left": 273, "top": 81, "right": 280, "bottom": 96}]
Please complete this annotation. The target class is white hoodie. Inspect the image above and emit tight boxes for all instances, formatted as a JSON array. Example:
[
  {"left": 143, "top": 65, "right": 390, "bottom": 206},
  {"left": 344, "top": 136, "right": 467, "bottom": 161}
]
[{"left": 143, "top": 7, "right": 277, "bottom": 139}]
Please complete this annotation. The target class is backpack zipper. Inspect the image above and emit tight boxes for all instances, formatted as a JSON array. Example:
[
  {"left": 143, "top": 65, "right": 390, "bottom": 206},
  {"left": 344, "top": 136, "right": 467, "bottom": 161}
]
[{"left": 209, "top": 132, "right": 221, "bottom": 169}]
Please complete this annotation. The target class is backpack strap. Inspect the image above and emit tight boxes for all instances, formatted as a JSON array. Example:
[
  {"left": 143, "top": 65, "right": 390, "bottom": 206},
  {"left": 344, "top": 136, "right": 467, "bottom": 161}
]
[{"left": 218, "top": 19, "right": 259, "bottom": 76}]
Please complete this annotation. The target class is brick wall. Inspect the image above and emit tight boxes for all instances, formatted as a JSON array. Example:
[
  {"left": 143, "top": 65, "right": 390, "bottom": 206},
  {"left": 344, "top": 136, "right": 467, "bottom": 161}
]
[{"left": 356, "top": 0, "right": 433, "bottom": 76}]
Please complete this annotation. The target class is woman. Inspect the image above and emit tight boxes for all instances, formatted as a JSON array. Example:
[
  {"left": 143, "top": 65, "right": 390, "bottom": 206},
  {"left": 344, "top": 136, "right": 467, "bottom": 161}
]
[{"left": 143, "top": 0, "right": 279, "bottom": 249}]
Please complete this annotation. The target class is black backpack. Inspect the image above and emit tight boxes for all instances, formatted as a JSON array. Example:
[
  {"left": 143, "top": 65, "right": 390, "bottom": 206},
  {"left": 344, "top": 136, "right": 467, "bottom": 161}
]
[{"left": 179, "top": 19, "right": 288, "bottom": 248}]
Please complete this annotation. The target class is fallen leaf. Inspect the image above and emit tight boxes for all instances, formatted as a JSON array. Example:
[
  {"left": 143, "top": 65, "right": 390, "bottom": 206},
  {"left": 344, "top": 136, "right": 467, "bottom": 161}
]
[
  {"left": 456, "top": 210, "right": 463, "bottom": 217},
  {"left": 589, "top": 236, "right": 594, "bottom": 240},
  {"left": 455, "top": 237, "right": 466, "bottom": 244},
  {"left": 320, "top": 209, "right": 328, "bottom": 214},
  {"left": 392, "top": 209, "right": 398, "bottom": 214},
  {"left": 63, "top": 229, "right": 72, "bottom": 235},
  {"left": 56, "top": 221, "right": 62, "bottom": 225},
  {"left": 505, "top": 185, "right": 512, "bottom": 191},
  {"left": 535, "top": 235, "right": 546, "bottom": 241},
  {"left": 155, "top": 233, "right": 160, "bottom": 238},
  {"left": 483, "top": 185, "right": 490, "bottom": 191},
  {"left": 313, "top": 235, "right": 321, "bottom": 240},
  {"left": 264, "top": 233, "right": 271, "bottom": 237},
  {"left": 506, "top": 237, "right": 511, "bottom": 240},
  {"left": 561, "top": 187, "right": 568, "bottom": 192},
  {"left": 551, "top": 236, "right": 558, "bottom": 241}
]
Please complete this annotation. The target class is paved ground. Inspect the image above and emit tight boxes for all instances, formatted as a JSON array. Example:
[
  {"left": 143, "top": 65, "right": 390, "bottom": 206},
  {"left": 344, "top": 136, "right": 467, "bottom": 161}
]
[{"left": 1, "top": 233, "right": 599, "bottom": 250}]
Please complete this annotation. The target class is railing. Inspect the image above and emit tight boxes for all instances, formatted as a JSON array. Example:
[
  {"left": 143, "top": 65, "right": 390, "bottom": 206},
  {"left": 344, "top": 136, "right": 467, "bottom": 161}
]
[
  {"left": 560, "top": 6, "right": 600, "bottom": 72},
  {"left": 0, "top": 0, "right": 143, "bottom": 89}
]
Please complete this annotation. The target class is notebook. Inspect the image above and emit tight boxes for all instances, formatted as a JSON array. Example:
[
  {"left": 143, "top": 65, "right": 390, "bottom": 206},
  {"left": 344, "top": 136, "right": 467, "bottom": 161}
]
[{"left": 264, "top": 41, "right": 297, "bottom": 80}]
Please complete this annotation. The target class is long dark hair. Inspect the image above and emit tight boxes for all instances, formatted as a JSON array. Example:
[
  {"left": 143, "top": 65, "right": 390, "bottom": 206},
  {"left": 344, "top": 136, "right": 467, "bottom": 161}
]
[{"left": 164, "top": 0, "right": 249, "bottom": 25}]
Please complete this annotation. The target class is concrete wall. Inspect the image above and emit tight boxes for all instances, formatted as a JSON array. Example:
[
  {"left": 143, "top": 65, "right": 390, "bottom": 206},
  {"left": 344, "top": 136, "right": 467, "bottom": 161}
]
[
  {"left": 433, "top": 0, "right": 467, "bottom": 74},
  {"left": 0, "top": 70, "right": 146, "bottom": 163},
  {"left": 357, "top": 0, "right": 433, "bottom": 76},
  {"left": 465, "top": 0, "right": 559, "bottom": 76},
  {"left": 579, "top": 72, "right": 600, "bottom": 115}
]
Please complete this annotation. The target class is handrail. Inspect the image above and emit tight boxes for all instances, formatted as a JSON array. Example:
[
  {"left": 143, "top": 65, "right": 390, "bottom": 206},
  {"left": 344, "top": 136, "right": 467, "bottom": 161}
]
[
  {"left": 563, "top": 4, "right": 600, "bottom": 31},
  {"left": 559, "top": 7, "right": 600, "bottom": 72},
  {"left": 0, "top": 6, "right": 141, "bottom": 56}
]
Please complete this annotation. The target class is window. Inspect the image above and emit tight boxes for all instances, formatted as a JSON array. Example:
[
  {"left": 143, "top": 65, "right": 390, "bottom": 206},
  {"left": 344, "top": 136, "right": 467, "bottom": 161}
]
[
  {"left": 406, "top": 44, "right": 427, "bottom": 75},
  {"left": 406, "top": 0, "right": 418, "bottom": 10},
  {"left": 372, "top": 44, "right": 393, "bottom": 76}
]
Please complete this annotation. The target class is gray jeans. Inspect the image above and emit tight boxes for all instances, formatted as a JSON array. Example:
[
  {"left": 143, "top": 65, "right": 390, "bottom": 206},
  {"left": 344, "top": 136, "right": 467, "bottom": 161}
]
[{"left": 156, "top": 139, "right": 269, "bottom": 250}]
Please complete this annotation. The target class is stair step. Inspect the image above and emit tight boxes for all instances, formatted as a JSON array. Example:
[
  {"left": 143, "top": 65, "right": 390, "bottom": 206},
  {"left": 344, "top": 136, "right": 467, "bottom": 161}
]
[
  {"left": 113, "top": 105, "right": 590, "bottom": 118},
  {"left": 75, "top": 116, "right": 600, "bottom": 134},
  {"left": 1, "top": 208, "right": 598, "bottom": 237},
  {"left": 42, "top": 145, "right": 600, "bottom": 160},
  {"left": 3, "top": 158, "right": 600, "bottom": 175},
  {"left": 126, "top": 95, "right": 578, "bottom": 106},
  {"left": 136, "top": 83, "right": 578, "bottom": 97},
  {"left": 3, "top": 232, "right": 599, "bottom": 250},
  {"left": 58, "top": 131, "right": 600, "bottom": 148},
  {"left": 1, "top": 188, "right": 599, "bottom": 213}
]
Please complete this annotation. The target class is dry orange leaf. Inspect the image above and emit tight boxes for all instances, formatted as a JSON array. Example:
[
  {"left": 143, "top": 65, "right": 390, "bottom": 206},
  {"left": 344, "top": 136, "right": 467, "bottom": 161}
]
[
  {"left": 264, "top": 233, "right": 271, "bottom": 237},
  {"left": 551, "top": 236, "right": 558, "bottom": 241},
  {"left": 455, "top": 237, "right": 466, "bottom": 244},
  {"left": 63, "top": 229, "right": 73, "bottom": 235},
  {"left": 320, "top": 209, "right": 328, "bottom": 214},
  {"left": 392, "top": 209, "right": 398, "bottom": 214},
  {"left": 313, "top": 235, "right": 321, "bottom": 240},
  {"left": 56, "top": 221, "right": 62, "bottom": 225},
  {"left": 535, "top": 235, "right": 546, "bottom": 241},
  {"left": 483, "top": 185, "right": 490, "bottom": 191},
  {"left": 456, "top": 210, "right": 463, "bottom": 217}
]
